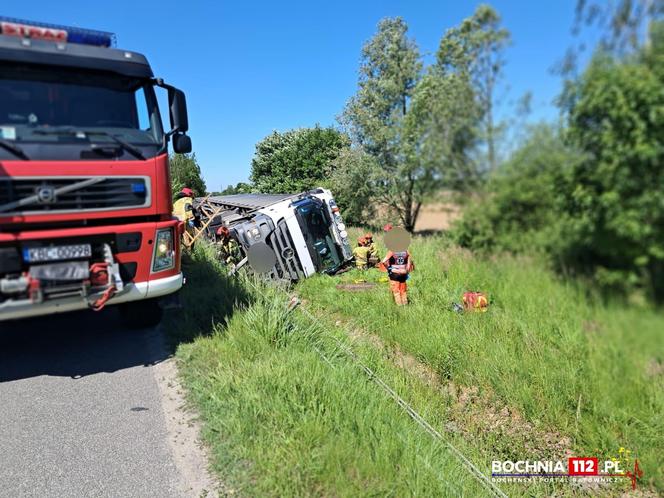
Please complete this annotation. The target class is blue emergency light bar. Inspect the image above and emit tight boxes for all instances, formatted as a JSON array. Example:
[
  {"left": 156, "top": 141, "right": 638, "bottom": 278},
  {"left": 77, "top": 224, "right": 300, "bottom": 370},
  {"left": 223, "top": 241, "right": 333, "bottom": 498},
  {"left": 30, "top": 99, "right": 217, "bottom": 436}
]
[{"left": 0, "top": 16, "right": 116, "bottom": 47}]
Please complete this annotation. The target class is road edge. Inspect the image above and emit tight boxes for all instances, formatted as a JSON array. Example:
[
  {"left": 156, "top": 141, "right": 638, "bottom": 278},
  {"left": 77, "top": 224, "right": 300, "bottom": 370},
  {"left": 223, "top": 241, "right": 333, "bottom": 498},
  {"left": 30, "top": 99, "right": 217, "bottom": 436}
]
[{"left": 150, "top": 329, "right": 221, "bottom": 498}]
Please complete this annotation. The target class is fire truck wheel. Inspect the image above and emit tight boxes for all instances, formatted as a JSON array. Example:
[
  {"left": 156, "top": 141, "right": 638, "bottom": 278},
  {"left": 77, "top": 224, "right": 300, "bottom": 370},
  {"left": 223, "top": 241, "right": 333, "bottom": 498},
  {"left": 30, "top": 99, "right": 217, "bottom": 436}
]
[{"left": 118, "top": 298, "right": 163, "bottom": 329}]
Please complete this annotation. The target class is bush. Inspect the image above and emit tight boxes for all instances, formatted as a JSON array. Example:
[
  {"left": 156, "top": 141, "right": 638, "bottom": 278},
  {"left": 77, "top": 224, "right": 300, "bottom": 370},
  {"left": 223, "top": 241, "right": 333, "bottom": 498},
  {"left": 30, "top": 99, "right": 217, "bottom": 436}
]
[
  {"left": 557, "top": 51, "right": 664, "bottom": 301},
  {"left": 452, "top": 124, "right": 576, "bottom": 253},
  {"left": 455, "top": 45, "right": 664, "bottom": 303}
]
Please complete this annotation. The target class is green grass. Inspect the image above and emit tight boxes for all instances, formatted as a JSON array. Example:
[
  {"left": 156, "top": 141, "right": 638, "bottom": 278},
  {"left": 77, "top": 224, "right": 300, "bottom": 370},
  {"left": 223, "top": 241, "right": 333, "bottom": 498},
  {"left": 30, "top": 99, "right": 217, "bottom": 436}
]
[
  {"left": 169, "top": 246, "right": 494, "bottom": 496},
  {"left": 168, "top": 238, "right": 663, "bottom": 496},
  {"left": 298, "top": 230, "right": 664, "bottom": 493}
]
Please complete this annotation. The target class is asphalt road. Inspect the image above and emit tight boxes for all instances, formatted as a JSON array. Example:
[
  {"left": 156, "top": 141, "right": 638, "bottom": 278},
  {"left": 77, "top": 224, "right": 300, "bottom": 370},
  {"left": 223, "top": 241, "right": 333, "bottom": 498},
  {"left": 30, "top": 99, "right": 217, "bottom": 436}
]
[{"left": 0, "top": 309, "right": 191, "bottom": 498}]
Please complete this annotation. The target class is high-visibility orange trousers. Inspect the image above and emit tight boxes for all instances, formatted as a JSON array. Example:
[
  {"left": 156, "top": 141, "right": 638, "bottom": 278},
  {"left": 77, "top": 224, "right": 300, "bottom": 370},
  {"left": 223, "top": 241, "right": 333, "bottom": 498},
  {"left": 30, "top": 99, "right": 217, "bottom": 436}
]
[{"left": 389, "top": 280, "right": 408, "bottom": 305}]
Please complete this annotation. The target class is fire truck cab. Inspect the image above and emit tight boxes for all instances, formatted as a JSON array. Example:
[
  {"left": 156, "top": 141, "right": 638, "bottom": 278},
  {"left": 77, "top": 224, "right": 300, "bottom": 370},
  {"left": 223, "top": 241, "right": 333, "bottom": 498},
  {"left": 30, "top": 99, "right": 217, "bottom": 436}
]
[{"left": 0, "top": 18, "right": 192, "bottom": 326}]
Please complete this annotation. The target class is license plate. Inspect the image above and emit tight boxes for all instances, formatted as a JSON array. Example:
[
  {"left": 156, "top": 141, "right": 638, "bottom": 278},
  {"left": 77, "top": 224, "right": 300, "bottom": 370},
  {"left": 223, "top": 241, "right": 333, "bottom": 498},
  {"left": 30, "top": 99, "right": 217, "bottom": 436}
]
[
  {"left": 23, "top": 244, "right": 92, "bottom": 263},
  {"left": 29, "top": 261, "right": 90, "bottom": 281}
]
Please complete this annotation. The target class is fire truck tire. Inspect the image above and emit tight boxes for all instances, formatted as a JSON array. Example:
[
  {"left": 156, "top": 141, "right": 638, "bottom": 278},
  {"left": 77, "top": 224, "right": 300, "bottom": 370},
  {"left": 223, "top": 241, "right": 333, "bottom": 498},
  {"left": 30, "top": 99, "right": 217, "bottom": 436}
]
[{"left": 118, "top": 298, "right": 163, "bottom": 329}]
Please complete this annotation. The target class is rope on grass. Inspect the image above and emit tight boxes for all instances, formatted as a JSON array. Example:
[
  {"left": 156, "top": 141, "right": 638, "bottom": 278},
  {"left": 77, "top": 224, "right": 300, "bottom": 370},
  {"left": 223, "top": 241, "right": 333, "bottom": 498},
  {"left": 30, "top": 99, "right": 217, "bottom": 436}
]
[
  {"left": 395, "top": 431, "right": 465, "bottom": 496},
  {"left": 298, "top": 304, "right": 508, "bottom": 498},
  {"left": 243, "top": 277, "right": 508, "bottom": 498}
]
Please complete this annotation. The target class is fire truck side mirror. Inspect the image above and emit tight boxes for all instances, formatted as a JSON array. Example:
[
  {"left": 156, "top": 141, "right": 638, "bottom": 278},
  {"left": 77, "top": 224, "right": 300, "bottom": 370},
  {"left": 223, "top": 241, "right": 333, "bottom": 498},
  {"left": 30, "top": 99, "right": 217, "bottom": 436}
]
[
  {"left": 173, "top": 133, "right": 192, "bottom": 153},
  {"left": 168, "top": 88, "right": 189, "bottom": 133}
]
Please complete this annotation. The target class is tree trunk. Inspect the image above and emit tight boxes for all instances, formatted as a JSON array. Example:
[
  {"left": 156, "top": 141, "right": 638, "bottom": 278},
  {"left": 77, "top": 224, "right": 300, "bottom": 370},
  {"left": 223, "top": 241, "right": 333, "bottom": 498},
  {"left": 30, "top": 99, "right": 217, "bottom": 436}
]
[
  {"left": 402, "top": 172, "right": 418, "bottom": 233},
  {"left": 486, "top": 72, "right": 496, "bottom": 171},
  {"left": 487, "top": 106, "right": 496, "bottom": 171}
]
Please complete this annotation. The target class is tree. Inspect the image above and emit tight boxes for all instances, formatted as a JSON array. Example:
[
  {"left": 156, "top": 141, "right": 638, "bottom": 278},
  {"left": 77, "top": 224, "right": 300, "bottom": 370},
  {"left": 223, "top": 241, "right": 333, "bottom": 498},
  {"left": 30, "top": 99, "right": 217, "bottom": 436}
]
[
  {"left": 216, "top": 182, "right": 253, "bottom": 195},
  {"left": 437, "top": 4, "right": 510, "bottom": 172},
  {"left": 573, "top": 0, "right": 663, "bottom": 55},
  {"left": 250, "top": 126, "right": 350, "bottom": 193},
  {"left": 341, "top": 17, "right": 421, "bottom": 166},
  {"left": 327, "top": 147, "right": 381, "bottom": 225},
  {"left": 170, "top": 153, "right": 207, "bottom": 198},
  {"left": 404, "top": 70, "right": 481, "bottom": 193},
  {"left": 557, "top": 49, "right": 664, "bottom": 301},
  {"left": 558, "top": 1, "right": 663, "bottom": 107},
  {"left": 341, "top": 17, "right": 425, "bottom": 231}
]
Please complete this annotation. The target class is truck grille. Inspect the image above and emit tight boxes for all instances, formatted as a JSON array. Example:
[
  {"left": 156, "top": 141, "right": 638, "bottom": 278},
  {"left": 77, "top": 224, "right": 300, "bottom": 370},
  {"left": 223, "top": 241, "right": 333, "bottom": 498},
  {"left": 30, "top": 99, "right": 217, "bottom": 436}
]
[
  {"left": 270, "top": 219, "right": 304, "bottom": 281},
  {"left": 0, "top": 177, "right": 150, "bottom": 214}
]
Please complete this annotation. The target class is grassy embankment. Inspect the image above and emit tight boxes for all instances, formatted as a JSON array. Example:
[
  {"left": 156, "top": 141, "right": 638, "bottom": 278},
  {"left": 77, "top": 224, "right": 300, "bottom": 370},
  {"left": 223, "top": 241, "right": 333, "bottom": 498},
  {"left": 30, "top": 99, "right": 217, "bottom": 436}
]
[
  {"left": 167, "top": 236, "right": 663, "bottom": 496},
  {"left": 298, "top": 229, "right": 664, "bottom": 493},
  {"left": 167, "top": 245, "right": 491, "bottom": 497}
]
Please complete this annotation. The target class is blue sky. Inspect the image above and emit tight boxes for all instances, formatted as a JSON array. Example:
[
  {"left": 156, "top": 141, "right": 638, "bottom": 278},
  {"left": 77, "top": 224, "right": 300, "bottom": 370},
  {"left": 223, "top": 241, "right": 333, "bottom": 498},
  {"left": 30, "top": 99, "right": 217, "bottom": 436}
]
[{"left": 5, "top": 1, "right": 585, "bottom": 190}]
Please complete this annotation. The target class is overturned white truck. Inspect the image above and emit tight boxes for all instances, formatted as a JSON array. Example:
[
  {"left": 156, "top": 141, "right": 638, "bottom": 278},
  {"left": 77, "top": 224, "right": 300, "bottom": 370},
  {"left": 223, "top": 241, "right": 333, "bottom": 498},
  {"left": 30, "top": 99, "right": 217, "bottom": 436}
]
[{"left": 197, "top": 188, "right": 353, "bottom": 281}]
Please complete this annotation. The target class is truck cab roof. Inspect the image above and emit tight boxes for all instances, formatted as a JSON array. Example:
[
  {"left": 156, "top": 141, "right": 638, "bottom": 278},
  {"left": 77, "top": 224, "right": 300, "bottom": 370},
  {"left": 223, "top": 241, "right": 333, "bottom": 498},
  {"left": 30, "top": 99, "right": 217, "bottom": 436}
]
[{"left": 0, "top": 33, "right": 153, "bottom": 78}]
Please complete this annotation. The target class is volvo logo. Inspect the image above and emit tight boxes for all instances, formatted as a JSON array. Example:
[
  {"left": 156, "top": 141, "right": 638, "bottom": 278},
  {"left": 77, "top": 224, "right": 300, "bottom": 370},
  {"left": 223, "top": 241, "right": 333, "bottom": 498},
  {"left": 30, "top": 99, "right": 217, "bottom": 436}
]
[{"left": 36, "top": 185, "right": 57, "bottom": 204}]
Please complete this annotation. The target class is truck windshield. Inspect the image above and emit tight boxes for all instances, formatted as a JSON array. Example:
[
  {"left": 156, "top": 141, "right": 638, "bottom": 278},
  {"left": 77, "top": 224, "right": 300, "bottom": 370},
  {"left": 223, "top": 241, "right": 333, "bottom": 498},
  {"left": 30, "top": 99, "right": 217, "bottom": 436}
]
[
  {"left": 296, "top": 200, "right": 342, "bottom": 273},
  {"left": 0, "top": 64, "right": 163, "bottom": 153}
]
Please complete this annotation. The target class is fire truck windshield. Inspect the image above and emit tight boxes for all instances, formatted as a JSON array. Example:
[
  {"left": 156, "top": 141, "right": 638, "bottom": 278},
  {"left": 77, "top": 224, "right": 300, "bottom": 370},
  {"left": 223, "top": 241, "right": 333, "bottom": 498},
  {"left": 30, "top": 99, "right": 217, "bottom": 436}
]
[{"left": 0, "top": 64, "right": 163, "bottom": 160}]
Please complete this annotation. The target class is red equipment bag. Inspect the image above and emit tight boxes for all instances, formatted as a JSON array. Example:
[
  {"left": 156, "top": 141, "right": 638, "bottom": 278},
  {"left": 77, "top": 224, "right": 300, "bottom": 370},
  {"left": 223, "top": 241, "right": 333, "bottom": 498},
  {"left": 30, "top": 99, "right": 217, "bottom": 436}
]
[{"left": 462, "top": 292, "right": 488, "bottom": 312}]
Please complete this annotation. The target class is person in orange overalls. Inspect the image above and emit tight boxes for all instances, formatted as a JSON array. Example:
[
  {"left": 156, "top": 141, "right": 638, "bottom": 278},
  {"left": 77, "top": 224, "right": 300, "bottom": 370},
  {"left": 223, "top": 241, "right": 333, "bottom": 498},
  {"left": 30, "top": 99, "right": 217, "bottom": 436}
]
[{"left": 380, "top": 249, "right": 414, "bottom": 305}]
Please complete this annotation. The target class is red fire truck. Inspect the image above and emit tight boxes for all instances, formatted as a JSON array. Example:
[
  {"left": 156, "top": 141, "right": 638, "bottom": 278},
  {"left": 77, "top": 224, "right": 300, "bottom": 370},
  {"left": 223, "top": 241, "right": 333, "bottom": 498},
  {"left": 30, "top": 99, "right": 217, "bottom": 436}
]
[{"left": 0, "top": 18, "right": 192, "bottom": 326}]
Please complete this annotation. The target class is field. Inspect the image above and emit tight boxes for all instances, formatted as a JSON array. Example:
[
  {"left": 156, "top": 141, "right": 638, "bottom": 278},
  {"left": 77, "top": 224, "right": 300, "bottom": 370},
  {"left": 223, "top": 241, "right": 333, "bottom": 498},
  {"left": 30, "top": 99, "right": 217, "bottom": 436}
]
[{"left": 167, "top": 235, "right": 664, "bottom": 496}]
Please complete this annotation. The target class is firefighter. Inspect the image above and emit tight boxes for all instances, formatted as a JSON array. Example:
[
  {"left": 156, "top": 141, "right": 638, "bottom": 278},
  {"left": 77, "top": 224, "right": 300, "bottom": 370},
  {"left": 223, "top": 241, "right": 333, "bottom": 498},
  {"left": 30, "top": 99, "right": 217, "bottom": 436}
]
[
  {"left": 172, "top": 187, "right": 196, "bottom": 225},
  {"left": 352, "top": 236, "right": 371, "bottom": 269},
  {"left": 216, "top": 226, "right": 241, "bottom": 266},
  {"left": 364, "top": 233, "right": 380, "bottom": 267},
  {"left": 380, "top": 249, "right": 414, "bottom": 306},
  {"left": 173, "top": 187, "right": 200, "bottom": 248}
]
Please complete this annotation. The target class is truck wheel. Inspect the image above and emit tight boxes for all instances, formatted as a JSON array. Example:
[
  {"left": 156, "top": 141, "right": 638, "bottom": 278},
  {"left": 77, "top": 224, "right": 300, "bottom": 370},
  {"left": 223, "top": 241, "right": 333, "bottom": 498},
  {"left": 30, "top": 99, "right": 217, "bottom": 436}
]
[{"left": 119, "top": 298, "right": 163, "bottom": 329}]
